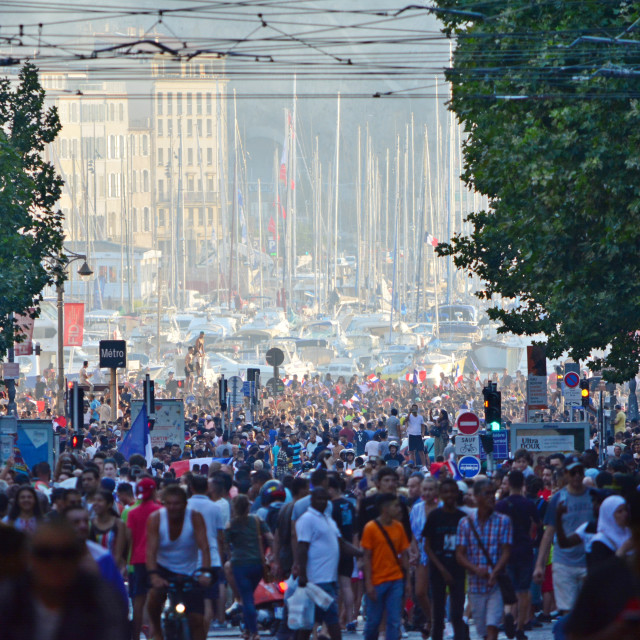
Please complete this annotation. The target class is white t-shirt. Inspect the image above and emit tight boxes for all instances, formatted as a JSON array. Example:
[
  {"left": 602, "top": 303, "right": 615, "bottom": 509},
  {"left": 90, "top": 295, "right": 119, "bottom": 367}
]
[
  {"left": 295, "top": 507, "right": 341, "bottom": 583},
  {"left": 214, "top": 497, "right": 231, "bottom": 526},
  {"left": 188, "top": 494, "right": 225, "bottom": 566},
  {"left": 407, "top": 413, "right": 425, "bottom": 436},
  {"left": 365, "top": 440, "right": 381, "bottom": 457}
]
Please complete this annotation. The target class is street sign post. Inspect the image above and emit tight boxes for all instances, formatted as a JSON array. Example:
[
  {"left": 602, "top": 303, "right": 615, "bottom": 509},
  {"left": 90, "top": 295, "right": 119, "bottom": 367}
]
[
  {"left": 458, "top": 455, "right": 481, "bottom": 478},
  {"left": 100, "top": 340, "right": 126, "bottom": 417},
  {"left": 266, "top": 347, "right": 285, "bottom": 395},
  {"left": 227, "top": 375, "right": 243, "bottom": 407},
  {"left": 456, "top": 412, "right": 480, "bottom": 435}
]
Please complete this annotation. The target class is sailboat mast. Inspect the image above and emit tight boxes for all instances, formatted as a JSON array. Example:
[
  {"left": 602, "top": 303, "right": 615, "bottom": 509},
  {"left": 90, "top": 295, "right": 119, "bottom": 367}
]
[{"left": 333, "top": 93, "right": 341, "bottom": 293}]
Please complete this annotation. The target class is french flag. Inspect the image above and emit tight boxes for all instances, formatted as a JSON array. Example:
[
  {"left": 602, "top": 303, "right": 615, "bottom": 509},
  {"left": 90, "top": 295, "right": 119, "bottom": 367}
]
[
  {"left": 350, "top": 393, "right": 361, "bottom": 404},
  {"left": 454, "top": 364, "right": 464, "bottom": 387},
  {"left": 368, "top": 374, "right": 379, "bottom": 383},
  {"left": 470, "top": 358, "right": 481, "bottom": 382},
  {"left": 424, "top": 232, "right": 439, "bottom": 247},
  {"left": 447, "top": 453, "right": 463, "bottom": 481},
  {"left": 283, "top": 378, "right": 292, "bottom": 387}
]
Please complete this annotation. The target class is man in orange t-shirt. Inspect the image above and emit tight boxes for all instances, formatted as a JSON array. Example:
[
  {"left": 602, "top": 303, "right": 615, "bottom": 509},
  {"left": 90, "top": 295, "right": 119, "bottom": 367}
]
[{"left": 361, "top": 493, "right": 411, "bottom": 640}]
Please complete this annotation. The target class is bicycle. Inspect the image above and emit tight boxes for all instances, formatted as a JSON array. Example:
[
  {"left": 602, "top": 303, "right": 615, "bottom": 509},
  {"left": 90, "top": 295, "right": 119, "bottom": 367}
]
[{"left": 162, "top": 570, "right": 211, "bottom": 640}]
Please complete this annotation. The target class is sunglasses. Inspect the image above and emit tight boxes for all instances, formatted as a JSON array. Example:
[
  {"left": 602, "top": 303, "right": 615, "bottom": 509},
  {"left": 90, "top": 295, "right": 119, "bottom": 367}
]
[{"left": 32, "top": 546, "right": 82, "bottom": 561}]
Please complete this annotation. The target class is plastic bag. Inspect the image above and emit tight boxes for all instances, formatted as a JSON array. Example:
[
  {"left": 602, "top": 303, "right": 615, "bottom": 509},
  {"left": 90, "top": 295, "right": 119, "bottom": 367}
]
[
  {"left": 287, "top": 586, "right": 315, "bottom": 630},
  {"left": 305, "top": 583, "right": 334, "bottom": 610}
]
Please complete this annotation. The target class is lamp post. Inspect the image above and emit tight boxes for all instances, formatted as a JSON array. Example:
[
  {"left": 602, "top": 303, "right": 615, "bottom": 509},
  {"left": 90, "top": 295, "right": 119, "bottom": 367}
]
[{"left": 56, "top": 251, "right": 93, "bottom": 415}]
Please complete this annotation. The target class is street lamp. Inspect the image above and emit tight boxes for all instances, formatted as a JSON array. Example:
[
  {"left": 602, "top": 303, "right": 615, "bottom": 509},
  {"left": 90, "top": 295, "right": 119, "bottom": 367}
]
[{"left": 56, "top": 251, "right": 93, "bottom": 415}]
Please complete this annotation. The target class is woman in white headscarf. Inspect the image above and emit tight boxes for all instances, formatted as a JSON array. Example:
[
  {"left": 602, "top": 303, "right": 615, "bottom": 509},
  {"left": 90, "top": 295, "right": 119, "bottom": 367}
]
[{"left": 589, "top": 495, "right": 631, "bottom": 572}]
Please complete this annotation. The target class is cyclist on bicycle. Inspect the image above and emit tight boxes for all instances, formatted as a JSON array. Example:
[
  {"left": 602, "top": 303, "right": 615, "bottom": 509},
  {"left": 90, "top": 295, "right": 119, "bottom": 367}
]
[{"left": 146, "top": 485, "right": 212, "bottom": 640}]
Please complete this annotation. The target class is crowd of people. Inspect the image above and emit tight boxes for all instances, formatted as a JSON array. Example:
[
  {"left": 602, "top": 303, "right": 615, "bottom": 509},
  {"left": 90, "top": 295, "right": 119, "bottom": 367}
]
[{"left": 1, "top": 365, "right": 640, "bottom": 640}]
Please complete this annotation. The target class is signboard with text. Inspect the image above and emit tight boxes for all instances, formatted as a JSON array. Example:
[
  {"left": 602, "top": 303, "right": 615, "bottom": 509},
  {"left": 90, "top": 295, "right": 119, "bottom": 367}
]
[
  {"left": 131, "top": 399, "right": 184, "bottom": 452},
  {"left": 64, "top": 303, "right": 85, "bottom": 347},
  {"left": 510, "top": 422, "right": 589, "bottom": 456},
  {"left": 99, "top": 340, "right": 127, "bottom": 369}
]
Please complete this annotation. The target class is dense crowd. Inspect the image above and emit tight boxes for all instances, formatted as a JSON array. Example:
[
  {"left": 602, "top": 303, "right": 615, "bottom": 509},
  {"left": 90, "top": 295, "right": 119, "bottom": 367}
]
[{"left": 1, "top": 366, "right": 640, "bottom": 640}]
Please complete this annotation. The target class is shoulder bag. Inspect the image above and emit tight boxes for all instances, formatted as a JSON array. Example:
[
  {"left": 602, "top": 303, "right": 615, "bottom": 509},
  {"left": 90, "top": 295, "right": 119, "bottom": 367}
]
[
  {"left": 374, "top": 519, "right": 406, "bottom": 577},
  {"left": 467, "top": 517, "right": 516, "bottom": 605}
]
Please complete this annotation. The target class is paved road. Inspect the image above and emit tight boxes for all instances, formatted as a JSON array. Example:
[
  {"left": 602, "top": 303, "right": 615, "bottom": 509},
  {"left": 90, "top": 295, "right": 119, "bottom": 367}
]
[{"left": 206, "top": 621, "right": 556, "bottom": 639}]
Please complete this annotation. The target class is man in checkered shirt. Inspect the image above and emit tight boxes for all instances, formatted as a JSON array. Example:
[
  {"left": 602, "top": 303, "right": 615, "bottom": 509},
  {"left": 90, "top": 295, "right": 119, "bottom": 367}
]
[{"left": 456, "top": 479, "right": 513, "bottom": 640}]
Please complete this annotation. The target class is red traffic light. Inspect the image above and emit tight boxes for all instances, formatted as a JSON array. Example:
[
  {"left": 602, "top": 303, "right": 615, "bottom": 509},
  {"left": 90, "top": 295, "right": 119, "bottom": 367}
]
[{"left": 71, "top": 434, "right": 82, "bottom": 449}]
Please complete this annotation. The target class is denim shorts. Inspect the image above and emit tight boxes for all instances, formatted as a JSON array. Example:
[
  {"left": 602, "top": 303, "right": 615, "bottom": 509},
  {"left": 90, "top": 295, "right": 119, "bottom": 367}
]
[
  {"left": 314, "top": 582, "right": 339, "bottom": 626},
  {"left": 507, "top": 557, "right": 534, "bottom": 592}
]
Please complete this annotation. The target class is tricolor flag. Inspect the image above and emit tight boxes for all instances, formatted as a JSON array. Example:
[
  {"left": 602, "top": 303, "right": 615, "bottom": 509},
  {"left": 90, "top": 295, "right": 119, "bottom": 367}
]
[
  {"left": 367, "top": 373, "right": 379, "bottom": 383},
  {"left": 405, "top": 370, "right": 427, "bottom": 384},
  {"left": 170, "top": 456, "right": 232, "bottom": 478},
  {"left": 283, "top": 377, "right": 292, "bottom": 387},
  {"left": 117, "top": 404, "right": 153, "bottom": 468},
  {"left": 350, "top": 393, "right": 361, "bottom": 404},
  {"left": 446, "top": 453, "right": 463, "bottom": 481},
  {"left": 470, "top": 358, "right": 481, "bottom": 382},
  {"left": 454, "top": 364, "right": 464, "bottom": 387},
  {"left": 424, "top": 232, "right": 439, "bottom": 247}
]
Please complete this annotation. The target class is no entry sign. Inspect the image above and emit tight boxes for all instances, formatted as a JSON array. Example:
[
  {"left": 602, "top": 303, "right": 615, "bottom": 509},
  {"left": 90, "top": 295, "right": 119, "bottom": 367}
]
[{"left": 457, "top": 411, "right": 480, "bottom": 435}]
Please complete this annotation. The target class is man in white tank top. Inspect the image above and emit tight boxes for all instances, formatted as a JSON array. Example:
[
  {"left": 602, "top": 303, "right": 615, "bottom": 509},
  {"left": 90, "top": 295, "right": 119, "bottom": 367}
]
[{"left": 146, "top": 485, "right": 212, "bottom": 640}]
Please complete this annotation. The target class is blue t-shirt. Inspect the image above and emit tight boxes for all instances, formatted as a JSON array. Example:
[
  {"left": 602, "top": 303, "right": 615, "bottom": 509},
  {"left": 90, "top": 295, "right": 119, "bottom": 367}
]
[{"left": 354, "top": 431, "right": 370, "bottom": 456}]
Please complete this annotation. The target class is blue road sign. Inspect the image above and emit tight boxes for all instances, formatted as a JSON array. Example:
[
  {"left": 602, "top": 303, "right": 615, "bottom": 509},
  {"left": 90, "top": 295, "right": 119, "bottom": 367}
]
[
  {"left": 458, "top": 455, "right": 482, "bottom": 478},
  {"left": 242, "top": 381, "right": 254, "bottom": 397},
  {"left": 479, "top": 430, "right": 509, "bottom": 461}
]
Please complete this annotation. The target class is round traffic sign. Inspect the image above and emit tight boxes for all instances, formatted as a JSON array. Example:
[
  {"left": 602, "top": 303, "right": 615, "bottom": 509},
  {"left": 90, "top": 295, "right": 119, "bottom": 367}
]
[
  {"left": 266, "top": 347, "right": 285, "bottom": 367},
  {"left": 266, "top": 377, "right": 285, "bottom": 396},
  {"left": 456, "top": 411, "right": 480, "bottom": 435},
  {"left": 564, "top": 372, "right": 580, "bottom": 388},
  {"left": 458, "top": 455, "right": 482, "bottom": 478}
]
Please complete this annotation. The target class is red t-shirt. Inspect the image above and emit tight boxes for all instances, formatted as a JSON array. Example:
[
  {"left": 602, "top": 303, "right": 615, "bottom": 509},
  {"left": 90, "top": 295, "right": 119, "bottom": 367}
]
[
  {"left": 126, "top": 500, "right": 162, "bottom": 565},
  {"left": 339, "top": 428, "right": 355, "bottom": 443}
]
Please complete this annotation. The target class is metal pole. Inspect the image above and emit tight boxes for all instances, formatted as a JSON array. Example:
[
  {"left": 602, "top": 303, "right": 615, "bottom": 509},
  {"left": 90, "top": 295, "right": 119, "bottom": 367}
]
[
  {"left": 57, "top": 283, "right": 65, "bottom": 415},
  {"left": 110, "top": 368, "right": 118, "bottom": 423}
]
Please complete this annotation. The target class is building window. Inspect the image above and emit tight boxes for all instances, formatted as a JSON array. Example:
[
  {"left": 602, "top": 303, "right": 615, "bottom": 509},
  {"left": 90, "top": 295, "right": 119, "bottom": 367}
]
[
  {"left": 206, "top": 92, "right": 212, "bottom": 115},
  {"left": 207, "top": 148, "right": 213, "bottom": 165},
  {"left": 109, "top": 174, "right": 120, "bottom": 197},
  {"left": 144, "top": 207, "right": 150, "bottom": 231},
  {"left": 206, "top": 119, "right": 212, "bottom": 137},
  {"left": 196, "top": 92, "right": 202, "bottom": 115},
  {"left": 177, "top": 92, "right": 183, "bottom": 115},
  {"left": 143, "top": 170, "right": 149, "bottom": 192},
  {"left": 206, "top": 174, "right": 214, "bottom": 191},
  {"left": 132, "top": 171, "right": 137, "bottom": 193},
  {"left": 187, "top": 120, "right": 193, "bottom": 137},
  {"left": 110, "top": 104, "right": 115, "bottom": 121},
  {"left": 119, "top": 135, "right": 125, "bottom": 158},
  {"left": 158, "top": 148, "right": 164, "bottom": 165},
  {"left": 119, "top": 103, "right": 124, "bottom": 121},
  {"left": 159, "top": 209, "right": 165, "bottom": 227},
  {"left": 168, "top": 120, "right": 173, "bottom": 137},
  {"left": 187, "top": 148, "right": 193, "bottom": 165},
  {"left": 71, "top": 103, "right": 78, "bottom": 122},
  {"left": 158, "top": 179, "right": 164, "bottom": 194},
  {"left": 167, "top": 92, "right": 173, "bottom": 115},
  {"left": 61, "top": 139, "right": 68, "bottom": 157},
  {"left": 207, "top": 207, "right": 213, "bottom": 224},
  {"left": 158, "top": 119, "right": 163, "bottom": 136},
  {"left": 133, "top": 208, "right": 138, "bottom": 232},
  {"left": 187, "top": 175, "right": 195, "bottom": 191},
  {"left": 142, "top": 135, "right": 149, "bottom": 156},
  {"left": 197, "top": 119, "right": 202, "bottom": 136},
  {"left": 187, "top": 93, "right": 192, "bottom": 115},
  {"left": 198, "top": 207, "right": 204, "bottom": 226},
  {"left": 157, "top": 92, "right": 163, "bottom": 115},
  {"left": 188, "top": 208, "right": 194, "bottom": 225}
]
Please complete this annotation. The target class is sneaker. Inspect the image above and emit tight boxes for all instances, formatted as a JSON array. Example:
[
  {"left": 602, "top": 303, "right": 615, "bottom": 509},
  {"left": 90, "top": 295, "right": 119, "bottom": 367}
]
[
  {"left": 536, "top": 613, "right": 552, "bottom": 623},
  {"left": 345, "top": 622, "right": 357, "bottom": 633},
  {"left": 504, "top": 613, "right": 516, "bottom": 639},
  {"left": 515, "top": 631, "right": 528, "bottom": 640},
  {"left": 401, "top": 625, "right": 409, "bottom": 638}
]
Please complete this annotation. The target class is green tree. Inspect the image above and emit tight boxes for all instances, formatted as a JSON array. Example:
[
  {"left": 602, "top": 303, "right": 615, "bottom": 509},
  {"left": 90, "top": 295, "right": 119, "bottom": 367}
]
[
  {"left": 0, "top": 62, "right": 64, "bottom": 358},
  {"left": 433, "top": 0, "right": 640, "bottom": 381}
]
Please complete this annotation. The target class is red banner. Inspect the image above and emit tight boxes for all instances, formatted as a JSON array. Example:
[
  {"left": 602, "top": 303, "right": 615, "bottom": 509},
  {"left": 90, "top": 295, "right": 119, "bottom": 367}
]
[
  {"left": 13, "top": 311, "right": 35, "bottom": 356},
  {"left": 64, "top": 303, "right": 85, "bottom": 347}
]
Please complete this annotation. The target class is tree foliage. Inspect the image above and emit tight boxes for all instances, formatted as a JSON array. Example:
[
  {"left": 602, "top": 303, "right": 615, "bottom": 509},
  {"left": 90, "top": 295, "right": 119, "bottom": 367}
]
[
  {"left": 433, "top": 0, "right": 640, "bottom": 382},
  {"left": 0, "top": 63, "right": 64, "bottom": 358}
]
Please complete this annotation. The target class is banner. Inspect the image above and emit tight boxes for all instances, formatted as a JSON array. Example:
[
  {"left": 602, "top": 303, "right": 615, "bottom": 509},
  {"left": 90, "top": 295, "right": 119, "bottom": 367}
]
[
  {"left": 13, "top": 311, "right": 35, "bottom": 356},
  {"left": 527, "top": 345, "right": 548, "bottom": 410},
  {"left": 64, "top": 303, "right": 85, "bottom": 347}
]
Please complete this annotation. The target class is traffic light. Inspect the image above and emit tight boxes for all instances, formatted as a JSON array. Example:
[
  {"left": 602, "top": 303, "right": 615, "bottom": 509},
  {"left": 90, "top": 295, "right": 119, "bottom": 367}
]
[
  {"left": 143, "top": 374, "right": 155, "bottom": 416},
  {"left": 147, "top": 418, "right": 156, "bottom": 432},
  {"left": 483, "top": 383, "right": 501, "bottom": 431},
  {"left": 219, "top": 375, "right": 227, "bottom": 412},
  {"left": 70, "top": 382, "right": 84, "bottom": 433},
  {"left": 580, "top": 379, "right": 590, "bottom": 407},
  {"left": 555, "top": 365, "right": 563, "bottom": 389},
  {"left": 71, "top": 433, "right": 82, "bottom": 449}
]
